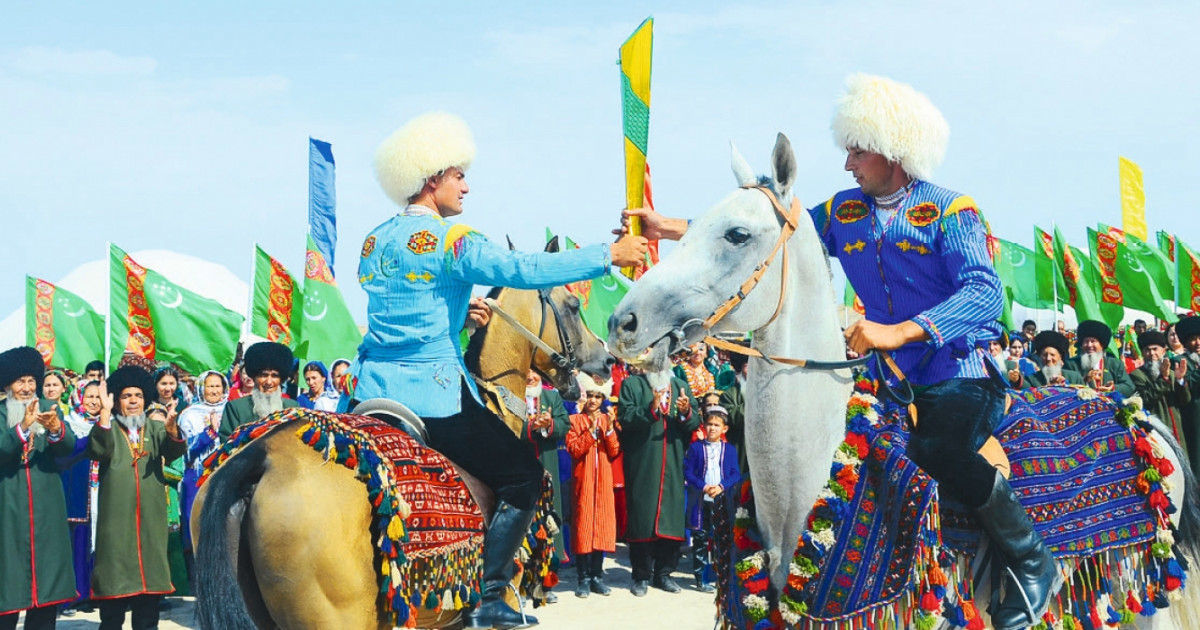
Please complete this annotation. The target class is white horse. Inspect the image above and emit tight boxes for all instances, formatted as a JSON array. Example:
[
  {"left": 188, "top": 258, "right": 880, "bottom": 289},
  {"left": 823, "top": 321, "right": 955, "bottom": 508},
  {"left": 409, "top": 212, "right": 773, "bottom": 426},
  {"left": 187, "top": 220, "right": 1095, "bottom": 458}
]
[{"left": 607, "top": 134, "right": 1200, "bottom": 629}]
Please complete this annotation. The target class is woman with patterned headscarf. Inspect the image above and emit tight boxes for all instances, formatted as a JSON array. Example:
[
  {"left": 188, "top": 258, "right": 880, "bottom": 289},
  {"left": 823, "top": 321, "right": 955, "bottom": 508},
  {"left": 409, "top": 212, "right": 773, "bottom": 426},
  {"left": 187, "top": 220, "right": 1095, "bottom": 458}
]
[
  {"left": 59, "top": 379, "right": 103, "bottom": 614},
  {"left": 42, "top": 369, "right": 73, "bottom": 417},
  {"left": 297, "top": 361, "right": 340, "bottom": 412},
  {"left": 176, "top": 371, "right": 229, "bottom": 569}
]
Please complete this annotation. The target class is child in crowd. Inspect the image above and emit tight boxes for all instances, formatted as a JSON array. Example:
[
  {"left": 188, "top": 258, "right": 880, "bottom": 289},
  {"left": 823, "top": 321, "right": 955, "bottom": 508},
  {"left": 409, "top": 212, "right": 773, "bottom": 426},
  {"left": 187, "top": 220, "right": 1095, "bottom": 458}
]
[{"left": 683, "top": 406, "right": 741, "bottom": 592}]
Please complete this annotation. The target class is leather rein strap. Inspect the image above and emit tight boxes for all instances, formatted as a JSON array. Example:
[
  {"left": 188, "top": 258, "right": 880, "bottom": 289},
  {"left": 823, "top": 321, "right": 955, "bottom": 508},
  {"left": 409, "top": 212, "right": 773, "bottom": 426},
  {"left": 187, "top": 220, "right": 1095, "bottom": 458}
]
[{"left": 697, "top": 185, "right": 914, "bottom": 405}]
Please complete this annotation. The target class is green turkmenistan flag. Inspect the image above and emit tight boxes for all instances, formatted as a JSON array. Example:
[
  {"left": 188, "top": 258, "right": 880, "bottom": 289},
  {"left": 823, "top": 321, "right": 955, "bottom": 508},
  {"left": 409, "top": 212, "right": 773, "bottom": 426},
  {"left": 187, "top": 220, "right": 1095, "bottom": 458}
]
[
  {"left": 557, "top": 233, "right": 629, "bottom": 342},
  {"left": 294, "top": 234, "right": 361, "bottom": 366},
  {"left": 1033, "top": 226, "right": 1067, "bottom": 311},
  {"left": 1178, "top": 238, "right": 1200, "bottom": 314},
  {"left": 250, "top": 245, "right": 303, "bottom": 345},
  {"left": 1093, "top": 225, "right": 1176, "bottom": 323},
  {"left": 993, "top": 238, "right": 1051, "bottom": 309},
  {"left": 26, "top": 276, "right": 104, "bottom": 373},
  {"left": 1052, "top": 226, "right": 1120, "bottom": 329},
  {"left": 108, "top": 244, "right": 244, "bottom": 374}
]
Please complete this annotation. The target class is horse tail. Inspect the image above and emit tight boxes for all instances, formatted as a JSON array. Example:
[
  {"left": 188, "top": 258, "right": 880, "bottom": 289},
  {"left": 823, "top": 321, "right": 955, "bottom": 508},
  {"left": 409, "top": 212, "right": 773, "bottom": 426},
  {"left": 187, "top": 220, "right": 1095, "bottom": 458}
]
[
  {"left": 194, "top": 441, "right": 268, "bottom": 630},
  {"left": 1146, "top": 417, "right": 1200, "bottom": 563}
]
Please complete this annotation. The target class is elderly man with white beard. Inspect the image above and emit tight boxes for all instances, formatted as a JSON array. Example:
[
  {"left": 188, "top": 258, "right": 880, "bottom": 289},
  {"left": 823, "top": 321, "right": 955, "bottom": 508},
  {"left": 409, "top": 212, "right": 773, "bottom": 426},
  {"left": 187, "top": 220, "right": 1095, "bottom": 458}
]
[
  {"left": 1175, "top": 316, "right": 1200, "bottom": 474},
  {"left": 86, "top": 365, "right": 186, "bottom": 630},
  {"left": 218, "top": 342, "right": 299, "bottom": 440},
  {"left": 1024, "top": 330, "right": 1083, "bottom": 388},
  {"left": 1064, "top": 320, "right": 1135, "bottom": 396},
  {"left": 0, "top": 346, "right": 76, "bottom": 630},
  {"left": 1130, "top": 329, "right": 1191, "bottom": 453}
]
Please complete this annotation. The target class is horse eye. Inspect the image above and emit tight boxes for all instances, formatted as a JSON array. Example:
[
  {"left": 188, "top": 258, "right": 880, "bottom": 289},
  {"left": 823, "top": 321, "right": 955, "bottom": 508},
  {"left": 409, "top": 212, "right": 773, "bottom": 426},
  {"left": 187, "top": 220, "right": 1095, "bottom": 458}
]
[
  {"left": 567, "top": 295, "right": 580, "bottom": 311},
  {"left": 724, "top": 228, "right": 751, "bottom": 245}
]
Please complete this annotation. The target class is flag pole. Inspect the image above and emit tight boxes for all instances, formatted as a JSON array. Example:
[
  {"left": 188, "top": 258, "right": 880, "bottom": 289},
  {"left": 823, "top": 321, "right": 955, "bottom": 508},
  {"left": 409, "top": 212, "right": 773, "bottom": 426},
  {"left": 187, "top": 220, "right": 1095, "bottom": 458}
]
[{"left": 245, "top": 243, "right": 259, "bottom": 343}]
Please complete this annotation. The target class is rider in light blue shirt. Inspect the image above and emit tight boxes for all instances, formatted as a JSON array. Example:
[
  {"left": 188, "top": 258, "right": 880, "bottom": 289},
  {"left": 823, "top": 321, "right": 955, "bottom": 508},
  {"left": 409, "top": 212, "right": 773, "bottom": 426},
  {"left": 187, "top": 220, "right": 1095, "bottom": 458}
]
[{"left": 354, "top": 111, "right": 647, "bottom": 630}]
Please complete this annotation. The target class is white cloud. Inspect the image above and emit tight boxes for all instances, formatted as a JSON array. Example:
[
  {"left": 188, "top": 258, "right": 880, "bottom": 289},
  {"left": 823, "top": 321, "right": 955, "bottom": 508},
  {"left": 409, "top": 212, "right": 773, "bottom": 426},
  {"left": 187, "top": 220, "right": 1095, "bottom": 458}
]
[{"left": 6, "top": 46, "right": 157, "bottom": 76}]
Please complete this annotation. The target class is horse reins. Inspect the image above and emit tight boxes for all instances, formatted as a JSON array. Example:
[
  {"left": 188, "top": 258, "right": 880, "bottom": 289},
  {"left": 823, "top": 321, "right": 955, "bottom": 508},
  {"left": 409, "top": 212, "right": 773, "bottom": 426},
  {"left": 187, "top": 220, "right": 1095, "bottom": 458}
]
[
  {"left": 685, "top": 185, "right": 914, "bottom": 404},
  {"left": 482, "top": 293, "right": 580, "bottom": 373}
]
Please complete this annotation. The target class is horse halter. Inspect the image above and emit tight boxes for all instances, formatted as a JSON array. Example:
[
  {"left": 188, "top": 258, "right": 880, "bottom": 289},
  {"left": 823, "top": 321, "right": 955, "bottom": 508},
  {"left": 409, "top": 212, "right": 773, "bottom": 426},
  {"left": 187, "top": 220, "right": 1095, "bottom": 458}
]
[
  {"left": 482, "top": 291, "right": 580, "bottom": 373},
  {"left": 658, "top": 184, "right": 915, "bottom": 404}
]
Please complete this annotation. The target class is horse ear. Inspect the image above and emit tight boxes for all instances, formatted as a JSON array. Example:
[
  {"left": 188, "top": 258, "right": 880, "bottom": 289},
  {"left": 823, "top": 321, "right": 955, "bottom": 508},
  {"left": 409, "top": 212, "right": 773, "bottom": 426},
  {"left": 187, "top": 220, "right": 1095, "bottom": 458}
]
[
  {"left": 771, "top": 133, "right": 797, "bottom": 197},
  {"left": 730, "top": 141, "right": 757, "bottom": 187},
  {"left": 506, "top": 235, "right": 516, "bottom": 251},
  {"left": 545, "top": 236, "right": 560, "bottom": 253}
]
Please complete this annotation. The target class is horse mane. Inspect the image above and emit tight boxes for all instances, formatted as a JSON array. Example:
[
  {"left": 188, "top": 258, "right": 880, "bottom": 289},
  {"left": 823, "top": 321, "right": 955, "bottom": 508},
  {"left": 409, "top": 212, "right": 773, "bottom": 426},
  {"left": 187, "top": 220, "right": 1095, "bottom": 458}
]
[{"left": 462, "top": 286, "right": 505, "bottom": 376}]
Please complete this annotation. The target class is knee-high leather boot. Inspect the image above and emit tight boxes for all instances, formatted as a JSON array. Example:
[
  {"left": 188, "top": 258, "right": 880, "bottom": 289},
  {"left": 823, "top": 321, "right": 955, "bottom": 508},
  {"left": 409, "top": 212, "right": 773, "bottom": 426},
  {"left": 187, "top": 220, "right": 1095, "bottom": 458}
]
[
  {"left": 465, "top": 502, "right": 539, "bottom": 629},
  {"left": 975, "top": 471, "right": 1061, "bottom": 630}
]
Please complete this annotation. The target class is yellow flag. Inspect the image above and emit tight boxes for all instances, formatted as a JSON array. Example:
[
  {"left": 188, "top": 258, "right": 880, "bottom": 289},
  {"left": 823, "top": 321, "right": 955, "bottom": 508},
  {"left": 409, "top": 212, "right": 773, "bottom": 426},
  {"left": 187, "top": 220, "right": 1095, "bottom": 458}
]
[{"left": 1119, "top": 156, "right": 1147, "bottom": 241}]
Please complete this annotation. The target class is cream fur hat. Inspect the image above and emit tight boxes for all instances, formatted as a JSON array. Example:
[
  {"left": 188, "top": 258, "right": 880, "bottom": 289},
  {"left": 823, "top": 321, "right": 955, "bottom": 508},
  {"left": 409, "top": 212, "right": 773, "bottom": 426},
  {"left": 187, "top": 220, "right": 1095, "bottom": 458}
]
[
  {"left": 374, "top": 111, "right": 476, "bottom": 205},
  {"left": 832, "top": 73, "right": 949, "bottom": 182},
  {"left": 576, "top": 372, "right": 613, "bottom": 398}
]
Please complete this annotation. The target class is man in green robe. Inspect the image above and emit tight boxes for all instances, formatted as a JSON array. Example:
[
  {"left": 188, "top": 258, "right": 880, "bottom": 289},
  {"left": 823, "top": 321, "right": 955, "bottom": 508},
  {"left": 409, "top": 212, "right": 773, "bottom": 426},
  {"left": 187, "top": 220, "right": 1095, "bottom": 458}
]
[
  {"left": 1022, "top": 331, "right": 1084, "bottom": 388},
  {"left": 522, "top": 371, "right": 570, "bottom": 597},
  {"left": 1175, "top": 317, "right": 1200, "bottom": 474},
  {"left": 1065, "top": 321, "right": 1135, "bottom": 396},
  {"left": 1130, "top": 330, "right": 1191, "bottom": 453},
  {"left": 0, "top": 346, "right": 76, "bottom": 630},
  {"left": 87, "top": 365, "right": 186, "bottom": 630},
  {"left": 218, "top": 342, "right": 299, "bottom": 440},
  {"left": 617, "top": 368, "right": 698, "bottom": 596}
]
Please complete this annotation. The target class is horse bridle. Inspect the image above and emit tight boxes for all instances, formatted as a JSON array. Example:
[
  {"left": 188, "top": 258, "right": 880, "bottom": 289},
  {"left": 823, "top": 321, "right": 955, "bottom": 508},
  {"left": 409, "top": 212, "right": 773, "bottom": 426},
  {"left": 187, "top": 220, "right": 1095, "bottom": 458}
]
[
  {"left": 482, "top": 289, "right": 580, "bottom": 373},
  {"left": 647, "top": 184, "right": 914, "bottom": 404}
]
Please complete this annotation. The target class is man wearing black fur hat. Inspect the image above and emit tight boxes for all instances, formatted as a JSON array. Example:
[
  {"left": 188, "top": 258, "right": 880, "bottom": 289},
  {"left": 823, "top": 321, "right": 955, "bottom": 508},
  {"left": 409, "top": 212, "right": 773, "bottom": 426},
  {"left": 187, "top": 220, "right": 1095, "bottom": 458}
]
[
  {"left": 1064, "top": 320, "right": 1135, "bottom": 396},
  {"left": 218, "top": 342, "right": 298, "bottom": 440},
  {"left": 1130, "top": 329, "right": 1190, "bottom": 453},
  {"left": 1024, "top": 330, "right": 1083, "bottom": 388},
  {"left": 1175, "top": 316, "right": 1200, "bottom": 473},
  {"left": 86, "top": 365, "right": 185, "bottom": 629},
  {"left": 0, "top": 346, "right": 75, "bottom": 630}
]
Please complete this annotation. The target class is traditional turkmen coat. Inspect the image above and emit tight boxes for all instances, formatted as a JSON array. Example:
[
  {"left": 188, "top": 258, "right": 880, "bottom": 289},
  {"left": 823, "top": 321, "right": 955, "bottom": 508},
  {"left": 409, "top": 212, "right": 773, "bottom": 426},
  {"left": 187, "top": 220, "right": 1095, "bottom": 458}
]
[
  {"left": 86, "top": 419, "right": 186, "bottom": 599},
  {"left": 1174, "top": 351, "right": 1200, "bottom": 473},
  {"left": 522, "top": 387, "right": 569, "bottom": 560},
  {"left": 218, "top": 395, "right": 298, "bottom": 440},
  {"left": 0, "top": 399, "right": 77, "bottom": 615},
  {"left": 565, "top": 411, "right": 620, "bottom": 554},
  {"left": 1064, "top": 352, "right": 1136, "bottom": 397},
  {"left": 618, "top": 373, "right": 699, "bottom": 542},
  {"left": 718, "top": 382, "right": 749, "bottom": 474},
  {"left": 1130, "top": 364, "right": 1191, "bottom": 452}
]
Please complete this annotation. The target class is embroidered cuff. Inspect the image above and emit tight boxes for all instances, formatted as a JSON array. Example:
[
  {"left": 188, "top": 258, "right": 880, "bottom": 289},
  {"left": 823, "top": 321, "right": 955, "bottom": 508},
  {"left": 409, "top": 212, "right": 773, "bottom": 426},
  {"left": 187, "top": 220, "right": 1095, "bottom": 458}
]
[
  {"left": 912, "top": 314, "right": 944, "bottom": 348},
  {"left": 602, "top": 243, "right": 612, "bottom": 274}
]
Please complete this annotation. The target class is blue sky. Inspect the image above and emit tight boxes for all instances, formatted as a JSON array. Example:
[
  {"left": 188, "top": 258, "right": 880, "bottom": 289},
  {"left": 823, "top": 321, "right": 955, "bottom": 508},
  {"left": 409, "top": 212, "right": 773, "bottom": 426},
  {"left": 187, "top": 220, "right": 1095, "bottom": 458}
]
[{"left": 3, "top": 1, "right": 1198, "bottom": 323}]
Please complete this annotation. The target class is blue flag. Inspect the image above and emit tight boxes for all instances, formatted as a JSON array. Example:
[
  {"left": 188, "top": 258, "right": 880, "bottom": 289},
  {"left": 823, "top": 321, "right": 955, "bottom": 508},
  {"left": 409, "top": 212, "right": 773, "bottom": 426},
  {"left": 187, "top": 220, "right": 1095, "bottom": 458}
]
[{"left": 308, "top": 138, "right": 337, "bottom": 275}]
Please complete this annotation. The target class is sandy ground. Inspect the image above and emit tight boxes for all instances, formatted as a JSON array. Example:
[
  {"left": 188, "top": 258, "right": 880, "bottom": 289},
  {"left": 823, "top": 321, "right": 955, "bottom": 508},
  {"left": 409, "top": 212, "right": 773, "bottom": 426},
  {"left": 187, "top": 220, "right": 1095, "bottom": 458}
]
[{"left": 23, "top": 543, "right": 719, "bottom": 630}]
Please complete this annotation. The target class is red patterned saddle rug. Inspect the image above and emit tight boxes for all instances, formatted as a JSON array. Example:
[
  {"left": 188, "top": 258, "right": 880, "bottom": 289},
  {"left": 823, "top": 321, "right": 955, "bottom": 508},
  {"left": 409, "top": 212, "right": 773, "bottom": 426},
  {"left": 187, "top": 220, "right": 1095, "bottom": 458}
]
[{"left": 200, "top": 408, "right": 485, "bottom": 628}]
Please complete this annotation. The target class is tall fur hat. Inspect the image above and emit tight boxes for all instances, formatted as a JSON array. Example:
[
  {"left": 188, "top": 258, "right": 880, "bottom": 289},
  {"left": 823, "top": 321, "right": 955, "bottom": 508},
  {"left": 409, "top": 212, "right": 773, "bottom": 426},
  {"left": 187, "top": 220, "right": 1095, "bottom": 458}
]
[
  {"left": 375, "top": 111, "right": 476, "bottom": 205},
  {"left": 106, "top": 365, "right": 155, "bottom": 405},
  {"left": 832, "top": 73, "right": 949, "bottom": 181},
  {"left": 1076, "top": 320, "right": 1112, "bottom": 349},
  {"left": 1176, "top": 316, "right": 1200, "bottom": 344},
  {"left": 1033, "top": 331, "right": 1069, "bottom": 360},
  {"left": 1137, "top": 330, "right": 1168, "bottom": 350},
  {"left": 243, "top": 342, "right": 294, "bottom": 378},
  {"left": 576, "top": 372, "right": 613, "bottom": 398},
  {"left": 0, "top": 346, "right": 45, "bottom": 391}
]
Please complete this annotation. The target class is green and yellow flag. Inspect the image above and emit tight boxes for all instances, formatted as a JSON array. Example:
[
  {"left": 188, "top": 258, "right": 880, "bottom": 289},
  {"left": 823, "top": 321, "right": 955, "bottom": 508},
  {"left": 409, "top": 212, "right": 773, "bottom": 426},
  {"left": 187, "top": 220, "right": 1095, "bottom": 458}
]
[
  {"left": 26, "top": 276, "right": 104, "bottom": 372},
  {"left": 293, "top": 235, "right": 361, "bottom": 366},
  {"left": 619, "top": 16, "right": 654, "bottom": 279}
]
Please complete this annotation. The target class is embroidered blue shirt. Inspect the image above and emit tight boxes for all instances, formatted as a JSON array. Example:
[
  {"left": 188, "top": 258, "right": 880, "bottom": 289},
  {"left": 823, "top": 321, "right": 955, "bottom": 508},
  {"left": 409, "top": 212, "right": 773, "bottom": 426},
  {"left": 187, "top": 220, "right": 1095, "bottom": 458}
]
[
  {"left": 809, "top": 181, "right": 1004, "bottom": 386},
  {"left": 352, "top": 206, "right": 611, "bottom": 417}
]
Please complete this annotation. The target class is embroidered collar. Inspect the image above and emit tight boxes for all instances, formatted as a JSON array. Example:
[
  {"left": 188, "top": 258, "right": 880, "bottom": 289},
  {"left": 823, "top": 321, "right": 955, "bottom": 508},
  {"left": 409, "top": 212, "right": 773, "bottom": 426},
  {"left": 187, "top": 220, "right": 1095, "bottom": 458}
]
[{"left": 871, "top": 180, "right": 916, "bottom": 211}]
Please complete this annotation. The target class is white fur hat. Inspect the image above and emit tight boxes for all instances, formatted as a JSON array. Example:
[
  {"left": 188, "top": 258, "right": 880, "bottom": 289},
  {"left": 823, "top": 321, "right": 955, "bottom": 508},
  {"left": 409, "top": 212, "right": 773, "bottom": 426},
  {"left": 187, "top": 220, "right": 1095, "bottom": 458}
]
[
  {"left": 832, "top": 73, "right": 949, "bottom": 181},
  {"left": 576, "top": 372, "right": 613, "bottom": 398},
  {"left": 374, "top": 111, "right": 476, "bottom": 205}
]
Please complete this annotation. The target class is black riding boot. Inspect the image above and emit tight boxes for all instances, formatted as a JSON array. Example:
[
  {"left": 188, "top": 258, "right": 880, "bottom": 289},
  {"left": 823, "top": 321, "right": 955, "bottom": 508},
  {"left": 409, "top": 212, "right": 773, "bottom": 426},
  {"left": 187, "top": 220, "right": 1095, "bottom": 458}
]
[
  {"left": 465, "top": 502, "right": 539, "bottom": 629},
  {"left": 976, "top": 472, "right": 1061, "bottom": 630}
]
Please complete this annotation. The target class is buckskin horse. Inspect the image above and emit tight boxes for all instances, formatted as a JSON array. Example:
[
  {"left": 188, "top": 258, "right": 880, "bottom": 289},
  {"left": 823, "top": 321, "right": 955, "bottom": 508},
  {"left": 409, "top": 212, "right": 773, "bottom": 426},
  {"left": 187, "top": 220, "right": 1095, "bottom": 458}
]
[
  {"left": 607, "top": 135, "right": 1200, "bottom": 629},
  {"left": 191, "top": 283, "right": 610, "bottom": 629}
]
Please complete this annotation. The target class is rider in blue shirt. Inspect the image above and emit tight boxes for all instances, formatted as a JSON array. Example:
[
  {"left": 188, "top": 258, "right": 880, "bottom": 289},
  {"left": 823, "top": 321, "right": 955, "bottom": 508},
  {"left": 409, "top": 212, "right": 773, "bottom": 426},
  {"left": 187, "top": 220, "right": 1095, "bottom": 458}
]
[
  {"left": 355, "top": 112, "right": 647, "bottom": 630},
  {"left": 626, "top": 75, "right": 1057, "bottom": 630}
]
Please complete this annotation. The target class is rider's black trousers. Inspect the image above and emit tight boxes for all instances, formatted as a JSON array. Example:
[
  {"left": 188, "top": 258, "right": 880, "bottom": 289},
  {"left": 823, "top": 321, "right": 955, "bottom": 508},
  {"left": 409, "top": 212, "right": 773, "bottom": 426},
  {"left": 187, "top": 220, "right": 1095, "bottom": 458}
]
[
  {"left": 424, "top": 384, "right": 545, "bottom": 512},
  {"left": 906, "top": 377, "right": 1008, "bottom": 509}
]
